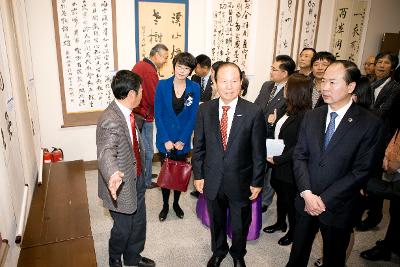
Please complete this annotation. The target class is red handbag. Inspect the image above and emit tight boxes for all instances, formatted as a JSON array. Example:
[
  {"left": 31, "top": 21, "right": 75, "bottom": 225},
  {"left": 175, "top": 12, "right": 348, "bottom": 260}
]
[{"left": 157, "top": 158, "right": 192, "bottom": 192}]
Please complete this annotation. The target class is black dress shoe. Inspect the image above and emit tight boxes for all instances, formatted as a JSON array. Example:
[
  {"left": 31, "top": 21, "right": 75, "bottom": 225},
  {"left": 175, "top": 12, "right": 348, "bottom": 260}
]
[
  {"left": 261, "top": 205, "right": 268, "bottom": 213},
  {"left": 360, "top": 240, "right": 391, "bottom": 261},
  {"left": 233, "top": 258, "right": 246, "bottom": 267},
  {"left": 159, "top": 206, "right": 169, "bottom": 221},
  {"left": 263, "top": 222, "right": 287, "bottom": 233},
  {"left": 137, "top": 256, "right": 155, "bottom": 267},
  {"left": 278, "top": 232, "right": 293, "bottom": 246},
  {"left": 109, "top": 258, "right": 122, "bottom": 267},
  {"left": 146, "top": 182, "right": 158, "bottom": 189},
  {"left": 207, "top": 255, "right": 225, "bottom": 267},
  {"left": 173, "top": 203, "right": 184, "bottom": 219},
  {"left": 190, "top": 190, "right": 200, "bottom": 198}
]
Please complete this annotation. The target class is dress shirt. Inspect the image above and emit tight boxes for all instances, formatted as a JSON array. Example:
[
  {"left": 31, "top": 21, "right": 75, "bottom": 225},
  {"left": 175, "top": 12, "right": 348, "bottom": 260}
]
[
  {"left": 274, "top": 114, "right": 288, "bottom": 139},
  {"left": 325, "top": 98, "right": 353, "bottom": 132},
  {"left": 219, "top": 97, "right": 238, "bottom": 141},
  {"left": 272, "top": 82, "right": 286, "bottom": 98},
  {"left": 202, "top": 73, "right": 211, "bottom": 88},
  {"left": 374, "top": 77, "right": 391, "bottom": 100},
  {"left": 115, "top": 100, "right": 139, "bottom": 144}
]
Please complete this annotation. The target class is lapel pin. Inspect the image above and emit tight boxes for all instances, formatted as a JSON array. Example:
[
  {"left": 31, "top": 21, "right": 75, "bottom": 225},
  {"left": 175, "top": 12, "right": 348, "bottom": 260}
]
[
  {"left": 237, "top": 114, "right": 243, "bottom": 117},
  {"left": 348, "top": 118, "right": 353, "bottom": 122}
]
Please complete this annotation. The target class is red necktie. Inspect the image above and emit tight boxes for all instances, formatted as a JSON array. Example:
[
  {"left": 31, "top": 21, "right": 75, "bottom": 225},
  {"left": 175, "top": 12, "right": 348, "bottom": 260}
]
[
  {"left": 130, "top": 112, "right": 142, "bottom": 177},
  {"left": 220, "top": 106, "right": 230, "bottom": 150}
]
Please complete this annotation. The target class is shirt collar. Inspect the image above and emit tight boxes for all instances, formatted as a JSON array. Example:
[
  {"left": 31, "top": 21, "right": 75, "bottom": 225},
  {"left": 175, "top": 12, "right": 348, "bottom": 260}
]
[
  {"left": 219, "top": 97, "right": 239, "bottom": 110},
  {"left": 327, "top": 98, "right": 353, "bottom": 118},
  {"left": 274, "top": 81, "right": 287, "bottom": 92},
  {"left": 115, "top": 99, "right": 132, "bottom": 120}
]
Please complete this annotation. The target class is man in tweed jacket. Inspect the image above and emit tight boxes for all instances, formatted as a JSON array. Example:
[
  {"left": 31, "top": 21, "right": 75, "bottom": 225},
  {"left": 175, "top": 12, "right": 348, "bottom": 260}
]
[{"left": 97, "top": 70, "right": 155, "bottom": 267}]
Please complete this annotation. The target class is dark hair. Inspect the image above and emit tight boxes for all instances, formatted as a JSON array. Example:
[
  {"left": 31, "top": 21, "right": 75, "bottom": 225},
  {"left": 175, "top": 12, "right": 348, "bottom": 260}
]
[
  {"left": 285, "top": 73, "right": 312, "bottom": 115},
  {"left": 275, "top": 55, "right": 296, "bottom": 75},
  {"left": 212, "top": 60, "right": 224, "bottom": 72},
  {"left": 353, "top": 76, "right": 373, "bottom": 109},
  {"left": 195, "top": 54, "right": 211, "bottom": 68},
  {"left": 301, "top": 47, "right": 316, "bottom": 56},
  {"left": 214, "top": 62, "right": 242, "bottom": 82},
  {"left": 331, "top": 60, "right": 361, "bottom": 84},
  {"left": 111, "top": 70, "right": 142, "bottom": 100},
  {"left": 311, "top": 51, "right": 336, "bottom": 66},
  {"left": 241, "top": 71, "right": 249, "bottom": 96},
  {"left": 172, "top": 52, "right": 197, "bottom": 75},
  {"left": 149, "top": 43, "right": 168, "bottom": 57},
  {"left": 375, "top": 52, "right": 399, "bottom": 71}
]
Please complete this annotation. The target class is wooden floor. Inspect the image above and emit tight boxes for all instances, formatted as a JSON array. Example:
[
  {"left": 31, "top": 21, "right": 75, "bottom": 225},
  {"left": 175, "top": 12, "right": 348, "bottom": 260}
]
[{"left": 18, "top": 160, "right": 96, "bottom": 267}]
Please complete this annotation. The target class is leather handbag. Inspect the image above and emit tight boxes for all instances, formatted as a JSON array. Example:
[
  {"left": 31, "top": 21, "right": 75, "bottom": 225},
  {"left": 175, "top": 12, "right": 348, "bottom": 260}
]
[{"left": 157, "top": 157, "right": 192, "bottom": 192}]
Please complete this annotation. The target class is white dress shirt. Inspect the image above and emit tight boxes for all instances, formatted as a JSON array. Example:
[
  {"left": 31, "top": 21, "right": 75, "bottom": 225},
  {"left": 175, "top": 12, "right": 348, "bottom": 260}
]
[
  {"left": 374, "top": 77, "right": 391, "bottom": 100},
  {"left": 115, "top": 100, "right": 138, "bottom": 144},
  {"left": 219, "top": 97, "right": 238, "bottom": 141},
  {"left": 325, "top": 98, "right": 353, "bottom": 132}
]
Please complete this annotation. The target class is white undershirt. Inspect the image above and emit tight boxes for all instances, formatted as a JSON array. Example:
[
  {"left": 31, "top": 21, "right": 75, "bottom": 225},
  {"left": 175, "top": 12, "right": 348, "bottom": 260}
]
[{"left": 274, "top": 114, "right": 289, "bottom": 139}]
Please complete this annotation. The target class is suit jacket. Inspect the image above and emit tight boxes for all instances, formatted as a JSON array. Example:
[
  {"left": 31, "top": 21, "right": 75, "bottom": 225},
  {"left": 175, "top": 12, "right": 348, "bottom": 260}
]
[
  {"left": 270, "top": 112, "right": 305, "bottom": 185},
  {"left": 192, "top": 98, "right": 266, "bottom": 202},
  {"left": 192, "top": 74, "right": 213, "bottom": 102},
  {"left": 293, "top": 103, "right": 384, "bottom": 228},
  {"left": 96, "top": 100, "right": 145, "bottom": 214},
  {"left": 154, "top": 76, "right": 200, "bottom": 155},
  {"left": 372, "top": 78, "right": 400, "bottom": 144},
  {"left": 254, "top": 81, "right": 286, "bottom": 135}
]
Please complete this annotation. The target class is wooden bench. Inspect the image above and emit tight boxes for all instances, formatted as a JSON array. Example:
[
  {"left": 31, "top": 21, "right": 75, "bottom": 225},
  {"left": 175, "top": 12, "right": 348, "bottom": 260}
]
[{"left": 18, "top": 160, "right": 96, "bottom": 267}]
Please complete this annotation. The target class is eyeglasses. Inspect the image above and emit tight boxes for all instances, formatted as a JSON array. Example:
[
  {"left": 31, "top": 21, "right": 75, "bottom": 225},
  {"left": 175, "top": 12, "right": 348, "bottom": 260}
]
[{"left": 175, "top": 64, "right": 191, "bottom": 72}]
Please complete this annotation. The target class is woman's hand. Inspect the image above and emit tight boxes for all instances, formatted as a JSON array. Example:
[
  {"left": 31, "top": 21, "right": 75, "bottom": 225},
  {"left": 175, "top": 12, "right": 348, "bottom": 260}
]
[
  {"left": 174, "top": 141, "right": 185, "bottom": 150},
  {"left": 267, "top": 108, "right": 277, "bottom": 124},
  {"left": 164, "top": 141, "right": 174, "bottom": 151}
]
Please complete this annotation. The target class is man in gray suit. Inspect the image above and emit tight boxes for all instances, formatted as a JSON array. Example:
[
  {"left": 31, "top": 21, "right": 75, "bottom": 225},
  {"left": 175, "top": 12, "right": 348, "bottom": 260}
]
[
  {"left": 254, "top": 55, "right": 296, "bottom": 213},
  {"left": 97, "top": 70, "right": 155, "bottom": 267}
]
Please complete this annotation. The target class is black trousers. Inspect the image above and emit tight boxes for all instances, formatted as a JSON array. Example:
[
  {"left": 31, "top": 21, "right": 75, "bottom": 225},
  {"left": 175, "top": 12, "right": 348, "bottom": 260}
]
[
  {"left": 109, "top": 183, "right": 146, "bottom": 265},
  {"left": 270, "top": 179, "right": 297, "bottom": 234},
  {"left": 286, "top": 212, "right": 352, "bottom": 267},
  {"left": 206, "top": 191, "right": 251, "bottom": 259}
]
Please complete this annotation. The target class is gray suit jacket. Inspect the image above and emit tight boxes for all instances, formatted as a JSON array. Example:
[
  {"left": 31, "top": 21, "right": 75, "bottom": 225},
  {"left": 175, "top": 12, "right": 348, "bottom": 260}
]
[{"left": 96, "top": 100, "right": 145, "bottom": 214}]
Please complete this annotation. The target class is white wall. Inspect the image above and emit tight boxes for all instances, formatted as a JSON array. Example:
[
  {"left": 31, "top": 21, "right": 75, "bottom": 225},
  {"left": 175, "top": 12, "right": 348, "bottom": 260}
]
[
  {"left": 361, "top": 0, "right": 400, "bottom": 67},
  {"left": 25, "top": 0, "right": 400, "bottom": 161}
]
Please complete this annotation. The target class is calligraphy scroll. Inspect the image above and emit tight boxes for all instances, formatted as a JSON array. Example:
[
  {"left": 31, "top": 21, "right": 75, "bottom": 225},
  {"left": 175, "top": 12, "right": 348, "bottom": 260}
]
[
  {"left": 135, "top": 0, "right": 188, "bottom": 78},
  {"left": 211, "top": 0, "right": 254, "bottom": 71},
  {"left": 52, "top": 0, "right": 118, "bottom": 127},
  {"left": 331, "top": 0, "right": 369, "bottom": 63},
  {"left": 297, "top": 0, "right": 322, "bottom": 52},
  {"left": 274, "top": 0, "right": 299, "bottom": 58}
]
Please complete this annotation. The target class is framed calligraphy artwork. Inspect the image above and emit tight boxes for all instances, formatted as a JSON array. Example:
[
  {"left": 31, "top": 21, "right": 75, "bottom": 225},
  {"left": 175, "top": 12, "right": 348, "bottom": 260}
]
[
  {"left": 211, "top": 0, "right": 254, "bottom": 71},
  {"left": 331, "top": 0, "right": 369, "bottom": 64},
  {"left": 297, "top": 0, "right": 322, "bottom": 53},
  {"left": 135, "top": 0, "right": 188, "bottom": 79},
  {"left": 274, "top": 0, "right": 299, "bottom": 58},
  {"left": 52, "top": 0, "right": 118, "bottom": 127}
]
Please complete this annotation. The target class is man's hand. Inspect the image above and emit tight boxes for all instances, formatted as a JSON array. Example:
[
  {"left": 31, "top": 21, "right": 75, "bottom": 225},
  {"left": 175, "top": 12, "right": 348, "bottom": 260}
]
[
  {"left": 164, "top": 141, "right": 174, "bottom": 151},
  {"left": 194, "top": 179, "right": 204, "bottom": 194},
  {"left": 174, "top": 141, "right": 185, "bottom": 151},
  {"left": 249, "top": 186, "right": 262, "bottom": 200},
  {"left": 267, "top": 109, "right": 277, "bottom": 124},
  {"left": 302, "top": 191, "right": 326, "bottom": 216},
  {"left": 108, "top": 171, "right": 124, "bottom": 200}
]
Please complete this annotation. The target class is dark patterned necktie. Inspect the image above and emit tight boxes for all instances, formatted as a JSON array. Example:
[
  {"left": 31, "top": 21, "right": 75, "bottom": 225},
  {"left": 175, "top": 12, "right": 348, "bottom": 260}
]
[
  {"left": 130, "top": 112, "right": 142, "bottom": 177},
  {"left": 267, "top": 85, "right": 277, "bottom": 105},
  {"left": 201, "top": 77, "right": 205, "bottom": 91},
  {"left": 220, "top": 106, "right": 230, "bottom": 150},
  {"left": 324, "top": 112, "right": 338, "bottom": 149}
]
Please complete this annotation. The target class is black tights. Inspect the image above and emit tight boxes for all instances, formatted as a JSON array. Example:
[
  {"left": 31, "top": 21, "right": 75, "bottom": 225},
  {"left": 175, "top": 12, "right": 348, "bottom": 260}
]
[{"left": 161, "top": 188, "right": 181, "bottom": 208}]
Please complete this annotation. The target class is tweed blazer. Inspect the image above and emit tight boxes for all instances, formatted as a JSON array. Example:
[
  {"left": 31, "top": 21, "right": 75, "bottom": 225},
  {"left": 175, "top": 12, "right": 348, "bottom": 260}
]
[{"left": 97, "top": 100, "right": 145, "bottom": 214}]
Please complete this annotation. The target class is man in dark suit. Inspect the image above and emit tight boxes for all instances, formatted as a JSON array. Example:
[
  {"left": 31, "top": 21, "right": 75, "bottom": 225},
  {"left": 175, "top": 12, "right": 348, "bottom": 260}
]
[
  {"left": 192, "top": 62, "right": 266, "bottom": 267},
  {"left": 97, "top": 70, "right": 155, "bottom": 267},
  {"left": 286, "top": 61, "right": 384, "bottom": 267},
  {"left": 254, "top": 55, "right": 296, "bottom": 213},
  {"left": 191, "top": 54, "right": 213, "bottom": 102}
]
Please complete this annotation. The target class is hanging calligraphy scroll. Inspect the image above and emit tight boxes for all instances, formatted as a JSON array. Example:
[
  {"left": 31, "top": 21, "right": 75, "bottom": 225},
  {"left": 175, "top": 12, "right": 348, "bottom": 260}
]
[
  {"left": 331, "top": 0, "right": 369, "bottom": 64},
  {"left": 135, "top": 0, "right": 188, "bottom": 79},
  {"left": 297, "top": 0, "right": 322, "bottom": 52},
  {"left": 274, "top": 0, "right": 299, "bottom": 58},
  {"left": 211, "top": 0, "right": 254, "bottom": 71},
  {"left": 52, "top": 0, "right": 118, "bottom": 127}
]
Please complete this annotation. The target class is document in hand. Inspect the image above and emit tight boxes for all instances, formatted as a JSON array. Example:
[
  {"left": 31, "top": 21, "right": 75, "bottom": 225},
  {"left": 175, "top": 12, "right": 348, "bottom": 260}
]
[{"left": 266, "top": 139, "right": 285, "bottom": 157}]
